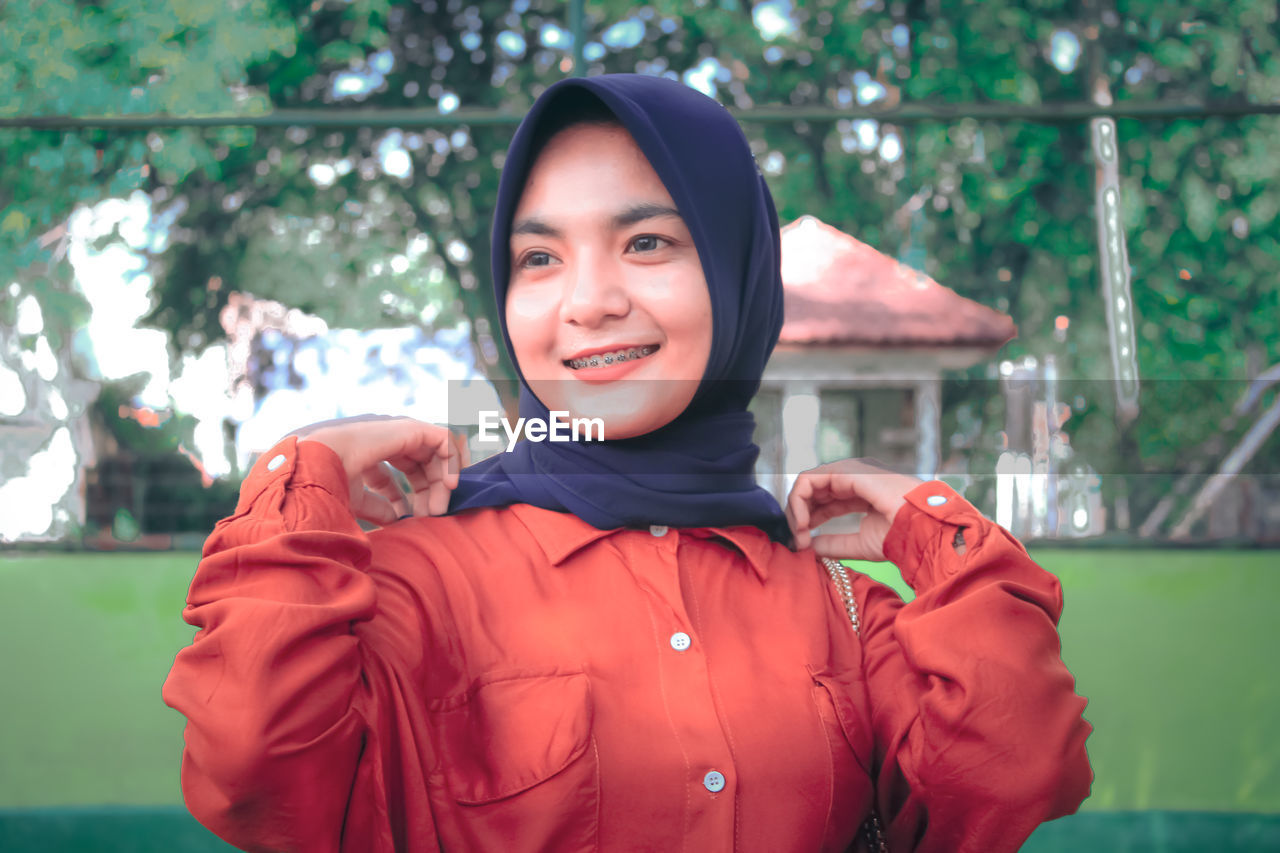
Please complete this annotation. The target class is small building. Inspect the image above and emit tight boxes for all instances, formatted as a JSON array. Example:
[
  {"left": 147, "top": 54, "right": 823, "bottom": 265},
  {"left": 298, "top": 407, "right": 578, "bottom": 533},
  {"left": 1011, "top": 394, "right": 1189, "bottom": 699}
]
[{"left": 754, "top": 215, "right": 1016, "bottom": 503}]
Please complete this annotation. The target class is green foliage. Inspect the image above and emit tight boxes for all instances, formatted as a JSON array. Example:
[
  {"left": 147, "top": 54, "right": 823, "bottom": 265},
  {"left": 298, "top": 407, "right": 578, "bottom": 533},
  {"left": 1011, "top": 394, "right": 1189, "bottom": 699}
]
[
  {"left": 94, "top": 381, "right": 196, "bottom": 456},
  {"left": 111, "top": 508, "right": 140, "bottom": 542},
  {"left": 0, "top": 0, "right": 296, "bottom": 393}
]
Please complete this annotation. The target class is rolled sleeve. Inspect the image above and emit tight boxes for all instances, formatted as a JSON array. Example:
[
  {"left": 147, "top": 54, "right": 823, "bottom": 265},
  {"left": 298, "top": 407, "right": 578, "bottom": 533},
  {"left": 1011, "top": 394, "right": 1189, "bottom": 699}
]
[{"left": 860, "top": 480, "right": 1093, "bottom": 851}]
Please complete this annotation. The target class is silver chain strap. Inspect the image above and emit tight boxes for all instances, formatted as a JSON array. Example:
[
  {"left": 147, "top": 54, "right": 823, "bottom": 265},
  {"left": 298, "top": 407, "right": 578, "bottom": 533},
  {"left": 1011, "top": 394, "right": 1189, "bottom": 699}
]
[
  {"left": 821, "top": 556, "right": 861, "bottom": 634},
  {"left": 819, "top": 556, "right": 888, "bottom": 853}
]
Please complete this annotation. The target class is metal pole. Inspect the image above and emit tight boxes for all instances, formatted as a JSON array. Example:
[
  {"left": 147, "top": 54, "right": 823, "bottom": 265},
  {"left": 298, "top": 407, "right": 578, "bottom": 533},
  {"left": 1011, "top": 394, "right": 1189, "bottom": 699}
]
[
  {"left": 1091, "top": 118, "right": 1140, "bottom": 424},
  {"left": 1043, "top": 353, "right": 1059, "bottom": 535},
  {"left": 1085, "top": 0, "right": 1139, "bottom": 428},
  {"left": 5, "top": 100, "right": 1280, "bottom": 131},
  {"left": 1169, "top": 397, "right": 1280, "bottom": 539}
]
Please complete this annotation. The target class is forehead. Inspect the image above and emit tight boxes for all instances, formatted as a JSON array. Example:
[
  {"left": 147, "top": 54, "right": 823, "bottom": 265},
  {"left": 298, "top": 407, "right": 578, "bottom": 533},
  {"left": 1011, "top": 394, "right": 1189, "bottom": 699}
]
[{"left": 515, "top": 123, "right": 675, "bottom": 210}]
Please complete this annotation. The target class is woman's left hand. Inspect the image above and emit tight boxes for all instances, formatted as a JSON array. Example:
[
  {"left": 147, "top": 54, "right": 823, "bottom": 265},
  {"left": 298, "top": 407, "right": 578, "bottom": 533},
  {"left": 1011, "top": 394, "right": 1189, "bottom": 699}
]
[{"left": 785, "top": 458, "right": 923, "bottom": 561}]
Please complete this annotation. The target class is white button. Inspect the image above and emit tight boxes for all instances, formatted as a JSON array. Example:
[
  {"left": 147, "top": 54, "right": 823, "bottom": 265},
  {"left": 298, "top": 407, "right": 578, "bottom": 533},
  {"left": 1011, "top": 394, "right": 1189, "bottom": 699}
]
[
  {"left": 266, "top": 454, "right": 286, "bottom": 472},
  {"left": 703, "top": 770, "right": 726, "bottom": 792},
  {"left": 926, "top": 494, "right": 947, "bottom": 506},
  {"left": 670, "top": 632, "right": 691, "bottom": 651},
  {"left": 649, "top": 524, "right": 669, "bottom": 537}
]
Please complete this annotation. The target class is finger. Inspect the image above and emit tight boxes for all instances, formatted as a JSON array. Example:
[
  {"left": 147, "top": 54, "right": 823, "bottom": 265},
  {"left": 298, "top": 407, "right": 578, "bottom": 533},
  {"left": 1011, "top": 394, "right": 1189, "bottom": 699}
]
[
  {"left": 390, "top": 420, "right": 457, "bottom": 466},
  {"left": 414, "top": 477, "right": 445, "bottom": 518},
  {"left": 404, "top": 442, "right": 457, "bottom": 517},
  {"left": 784, "top": 498, "right": 801, "bottom": 544},
  {"left": 785, "top": 475, "right": 813, "bottom": 532},
  {"left": 784, "top": 494, "right": 804, "bottom": 549},
  {"left": 383, "top": 453, "right": 435, "bottom": 514},
  {"left": 362, "top": 461, "right": 411, "bottom": 516},
  {"left": 397, "top": 457, "right": 439, "bottom": 518},
  {"left": 349, "top": 486, "right": 400, "bottom": 527},
  {"left": 339, "top": 418, "right": 449, "bottom": 479},
  {"left": 805, "top": 471, "right": 864, "bottom": 504},
  {"left": 787, "top": 476, "right": 818, "bottom": 550},
  {"left": 815, "top": 466, "right": 898, "bottom": 508},
  {"left": 790, "top": 460, "right": 921, "bottom": 526},
  {"left": 432, "top": 441, "right": 454, "bottom": 515},
  {"left": 384, "top": 429, "right": 463, "bottom": 515},
  {"left": 427, "top": 467, "right": 452, "bottom": 516},
  {"left": 808, "top": 496, "right": 874, "bottom": 530},
  {"left": 455, "top": 430, "right": 471, "bottom": 470},
  {"left": 444, "top": 431, "right": 463, "bottom": 490},
  {"left": 791, "top": 478, "right": 851, "bottom": 530},
  {"left": 788, "top": 474, "right": 876, "bottom": 551},
  {"left": 836, "top": 463, "right": 922, "bottom": 519},
  {"left": 811, "top": 532, "right": 884, "bottom": 563}
]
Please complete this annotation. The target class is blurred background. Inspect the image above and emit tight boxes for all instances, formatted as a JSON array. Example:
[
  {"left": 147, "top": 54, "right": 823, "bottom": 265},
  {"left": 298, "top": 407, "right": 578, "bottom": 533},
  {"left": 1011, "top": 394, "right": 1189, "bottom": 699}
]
[{"left": 1, "top": 0, "right": 1278, "bottom": 850}]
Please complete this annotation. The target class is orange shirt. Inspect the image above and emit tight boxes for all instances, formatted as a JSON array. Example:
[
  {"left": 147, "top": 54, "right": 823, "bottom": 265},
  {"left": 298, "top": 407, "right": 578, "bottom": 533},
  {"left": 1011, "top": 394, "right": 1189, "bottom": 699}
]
[{"left": 162, "top": 436, "right": 1092, "bottom": 852}]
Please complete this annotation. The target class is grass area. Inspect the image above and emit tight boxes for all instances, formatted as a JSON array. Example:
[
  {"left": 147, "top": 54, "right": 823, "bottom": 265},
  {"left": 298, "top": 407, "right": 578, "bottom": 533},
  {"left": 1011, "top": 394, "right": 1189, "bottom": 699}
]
[
  {"left": 0, "top": 552, "right": 200, "bottom": 808},
  {"left": 855, "top": 549, "right": 1280, "bottom": 813},
  {"left": 1, "top": 548, "right": 1278, "bottom": 814}
]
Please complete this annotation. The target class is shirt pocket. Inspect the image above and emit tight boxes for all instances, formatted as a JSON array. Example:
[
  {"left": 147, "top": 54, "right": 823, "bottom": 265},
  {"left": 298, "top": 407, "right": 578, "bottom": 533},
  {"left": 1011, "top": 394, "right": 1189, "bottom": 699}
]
[
  {"left": 808, "top": 665, "right": 876, "bottom": 851},
  {"left": 427, "top": 669, "right": 599, "bottom": 851}
]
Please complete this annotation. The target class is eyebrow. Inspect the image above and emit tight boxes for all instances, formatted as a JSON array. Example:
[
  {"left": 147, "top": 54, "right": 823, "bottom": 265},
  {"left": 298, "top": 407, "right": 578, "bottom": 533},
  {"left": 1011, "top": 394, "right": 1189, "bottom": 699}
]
[
  {"left": 612, "top": 202, "right": 683, "bottom": 229},
  {"left": 510, "top": 203, "right": 685, "bottom": 239}
]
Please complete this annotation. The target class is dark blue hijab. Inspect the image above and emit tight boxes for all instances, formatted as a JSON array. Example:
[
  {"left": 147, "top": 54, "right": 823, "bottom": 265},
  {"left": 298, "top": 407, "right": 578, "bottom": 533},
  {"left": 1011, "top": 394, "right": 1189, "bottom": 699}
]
[{"left": 448, "top": 73, "right": 789, "bottom": 542}]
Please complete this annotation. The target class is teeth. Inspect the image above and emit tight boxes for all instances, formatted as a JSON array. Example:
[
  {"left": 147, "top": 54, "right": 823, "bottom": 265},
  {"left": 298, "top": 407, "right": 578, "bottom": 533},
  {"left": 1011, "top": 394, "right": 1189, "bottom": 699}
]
[{"left": 567, "top": 345, "right": 657, "bottom": 370}]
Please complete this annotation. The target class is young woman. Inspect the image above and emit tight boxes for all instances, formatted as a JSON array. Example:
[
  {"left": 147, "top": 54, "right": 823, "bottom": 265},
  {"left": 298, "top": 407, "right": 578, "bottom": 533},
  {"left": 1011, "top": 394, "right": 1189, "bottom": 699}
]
[{"left": 164, "top": 74, "right": 1092, "bottom": 852}]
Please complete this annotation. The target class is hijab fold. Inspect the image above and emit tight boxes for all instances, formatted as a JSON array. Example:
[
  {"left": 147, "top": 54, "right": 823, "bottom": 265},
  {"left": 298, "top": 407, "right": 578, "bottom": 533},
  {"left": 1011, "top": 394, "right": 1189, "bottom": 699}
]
[{"left": 448, "top": 74, "right": 790, "bottom": 543}]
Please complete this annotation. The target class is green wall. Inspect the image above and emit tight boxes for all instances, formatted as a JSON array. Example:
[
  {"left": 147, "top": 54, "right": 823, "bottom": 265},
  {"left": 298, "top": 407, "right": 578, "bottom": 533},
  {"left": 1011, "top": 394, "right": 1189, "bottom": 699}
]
[
  {"left": 1, "top": 553, "right": 198, "bottom": 808},
  {"left": 1, "top": 549, "right": 1277, "bottom": 834},
  {"left": 855, "top": 547, "right": 1280, "bottom": 814}
]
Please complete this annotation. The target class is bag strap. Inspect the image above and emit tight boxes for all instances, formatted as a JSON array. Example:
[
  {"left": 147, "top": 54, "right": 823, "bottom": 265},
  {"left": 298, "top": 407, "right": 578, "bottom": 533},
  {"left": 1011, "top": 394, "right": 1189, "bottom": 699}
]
[
  {"left": 820, "top": 556, "right": 861, "bottom": 634},
  {"left": 819, "top": 557, "right": 889, "bottom": 853}
]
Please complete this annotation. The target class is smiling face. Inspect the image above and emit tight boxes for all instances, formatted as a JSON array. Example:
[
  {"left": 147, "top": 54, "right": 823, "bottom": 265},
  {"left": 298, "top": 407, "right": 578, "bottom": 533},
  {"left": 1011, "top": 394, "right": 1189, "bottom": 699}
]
[{"left": 505, "top": 122, "right": 713, "bottom": 440}]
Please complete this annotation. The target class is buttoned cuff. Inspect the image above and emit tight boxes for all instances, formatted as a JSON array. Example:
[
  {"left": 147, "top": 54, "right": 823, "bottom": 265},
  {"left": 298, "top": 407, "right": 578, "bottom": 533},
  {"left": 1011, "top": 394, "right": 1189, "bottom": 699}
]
[
  {"left": 232, "top": 435, "right": 352, "bottom": 526},
  {"left": 882, "top": 480, "right": 985, "bottom": 591}
]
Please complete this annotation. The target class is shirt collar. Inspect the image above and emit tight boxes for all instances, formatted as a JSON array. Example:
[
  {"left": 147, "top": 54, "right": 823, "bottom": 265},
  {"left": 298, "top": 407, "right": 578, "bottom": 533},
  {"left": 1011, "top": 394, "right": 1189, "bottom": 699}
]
[{"left": 508, "top": 503, "right": 774, "bottom": 582}]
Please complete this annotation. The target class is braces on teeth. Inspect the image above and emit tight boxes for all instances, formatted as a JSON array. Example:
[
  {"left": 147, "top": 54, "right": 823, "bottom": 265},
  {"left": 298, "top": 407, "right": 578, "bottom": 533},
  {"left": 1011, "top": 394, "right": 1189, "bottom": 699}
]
[{"left": 567, "top": 345, "right": 658, "bottom": 369}]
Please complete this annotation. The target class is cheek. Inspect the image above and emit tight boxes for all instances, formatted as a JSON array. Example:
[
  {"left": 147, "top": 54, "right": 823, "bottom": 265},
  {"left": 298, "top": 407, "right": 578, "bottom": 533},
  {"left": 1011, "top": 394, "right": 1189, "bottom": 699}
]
[
  {"left": 668, "top": 276, "right": 713, "bottom": 359},
  {"left": 690, "top": 292, "right": 713, "bottom": 354},
  {"left": 505, "top": 289, "right": 554, "bottom": 356},
  {"left": 635, "top": 268, "right": 712, "bottom": 350}
]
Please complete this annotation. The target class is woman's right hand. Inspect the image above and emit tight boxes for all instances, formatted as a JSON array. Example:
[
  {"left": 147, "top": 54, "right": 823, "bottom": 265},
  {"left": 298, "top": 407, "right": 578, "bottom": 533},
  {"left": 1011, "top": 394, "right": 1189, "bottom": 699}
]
[{"left": 287, "top": 415, "right": 467, "bottom": 526}]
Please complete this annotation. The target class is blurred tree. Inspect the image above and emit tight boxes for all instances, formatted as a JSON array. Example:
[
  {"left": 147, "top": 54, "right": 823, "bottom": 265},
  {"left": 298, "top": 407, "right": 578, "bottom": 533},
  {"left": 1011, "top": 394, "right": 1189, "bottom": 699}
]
[{"left": 1, "top": 0, "right": 293, "bottom": 332}]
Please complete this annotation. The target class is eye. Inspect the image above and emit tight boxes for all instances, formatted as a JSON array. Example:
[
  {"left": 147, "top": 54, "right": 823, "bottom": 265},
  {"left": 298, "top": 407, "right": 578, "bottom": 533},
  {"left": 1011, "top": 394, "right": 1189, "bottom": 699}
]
[
  {"left": 628, "top": 234, "right": 668, "bottom": 253},
  {"left": 518, "top": 250, "right": 555, "bottom": 269}
]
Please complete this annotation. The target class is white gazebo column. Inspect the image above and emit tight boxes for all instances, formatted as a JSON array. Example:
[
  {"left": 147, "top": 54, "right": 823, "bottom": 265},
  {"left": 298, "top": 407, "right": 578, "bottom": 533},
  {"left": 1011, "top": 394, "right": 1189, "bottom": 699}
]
[
  {"left": 780, "top": 380, "right": 821, "bottom": 498},
  {"left": 914, "top": 376, "right": 942, "bottom": 481}
]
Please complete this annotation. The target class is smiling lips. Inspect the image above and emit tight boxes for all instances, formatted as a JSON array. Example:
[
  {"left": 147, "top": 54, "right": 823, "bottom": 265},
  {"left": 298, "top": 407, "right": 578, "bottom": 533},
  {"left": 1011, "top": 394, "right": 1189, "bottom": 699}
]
[{"left": 564, "top": 345, "right": 659, "bottom": 371}]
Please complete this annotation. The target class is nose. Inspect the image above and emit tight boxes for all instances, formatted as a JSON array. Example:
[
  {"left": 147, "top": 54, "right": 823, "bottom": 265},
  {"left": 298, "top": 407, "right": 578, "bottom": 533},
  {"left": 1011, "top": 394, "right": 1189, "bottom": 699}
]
[{"left": 559, "top": 249, "right": 630, "bottom": 327}]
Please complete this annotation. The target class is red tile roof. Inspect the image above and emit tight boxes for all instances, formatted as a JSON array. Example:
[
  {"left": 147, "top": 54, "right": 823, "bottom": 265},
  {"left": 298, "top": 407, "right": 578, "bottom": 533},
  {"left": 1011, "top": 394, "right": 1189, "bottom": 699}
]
[{"left": 779, "top": 216, "right": 1017, "bottom": 347}]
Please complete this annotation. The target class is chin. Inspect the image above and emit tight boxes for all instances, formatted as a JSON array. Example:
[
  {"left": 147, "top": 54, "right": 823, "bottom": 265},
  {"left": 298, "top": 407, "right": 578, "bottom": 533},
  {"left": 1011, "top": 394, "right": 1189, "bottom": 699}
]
[
  {"left": 555, "top": 402, "right": 675, "bottom": 442},
  {"left": 536, "top": 382, "right": 699, "bottom": 442},
  {"left": 590, "top": 413, "right": 670, "bottom": 441}
]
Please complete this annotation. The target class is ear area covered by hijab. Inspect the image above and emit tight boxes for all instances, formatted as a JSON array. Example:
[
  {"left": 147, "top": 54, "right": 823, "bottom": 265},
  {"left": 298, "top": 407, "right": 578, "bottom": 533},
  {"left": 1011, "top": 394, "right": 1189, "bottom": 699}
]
[{"left": 447, "top": 73, "right": 791, "bottom": 543}]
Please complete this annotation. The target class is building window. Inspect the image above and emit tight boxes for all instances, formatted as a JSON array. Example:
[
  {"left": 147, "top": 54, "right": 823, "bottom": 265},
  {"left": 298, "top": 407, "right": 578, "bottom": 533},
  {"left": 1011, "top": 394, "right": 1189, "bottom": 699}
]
[
  {"left": 819, "top": 387, "right": 915, "bottom": 470},
  {"left": 817, "top": 389, "right": 859, "bottom": 464}
]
